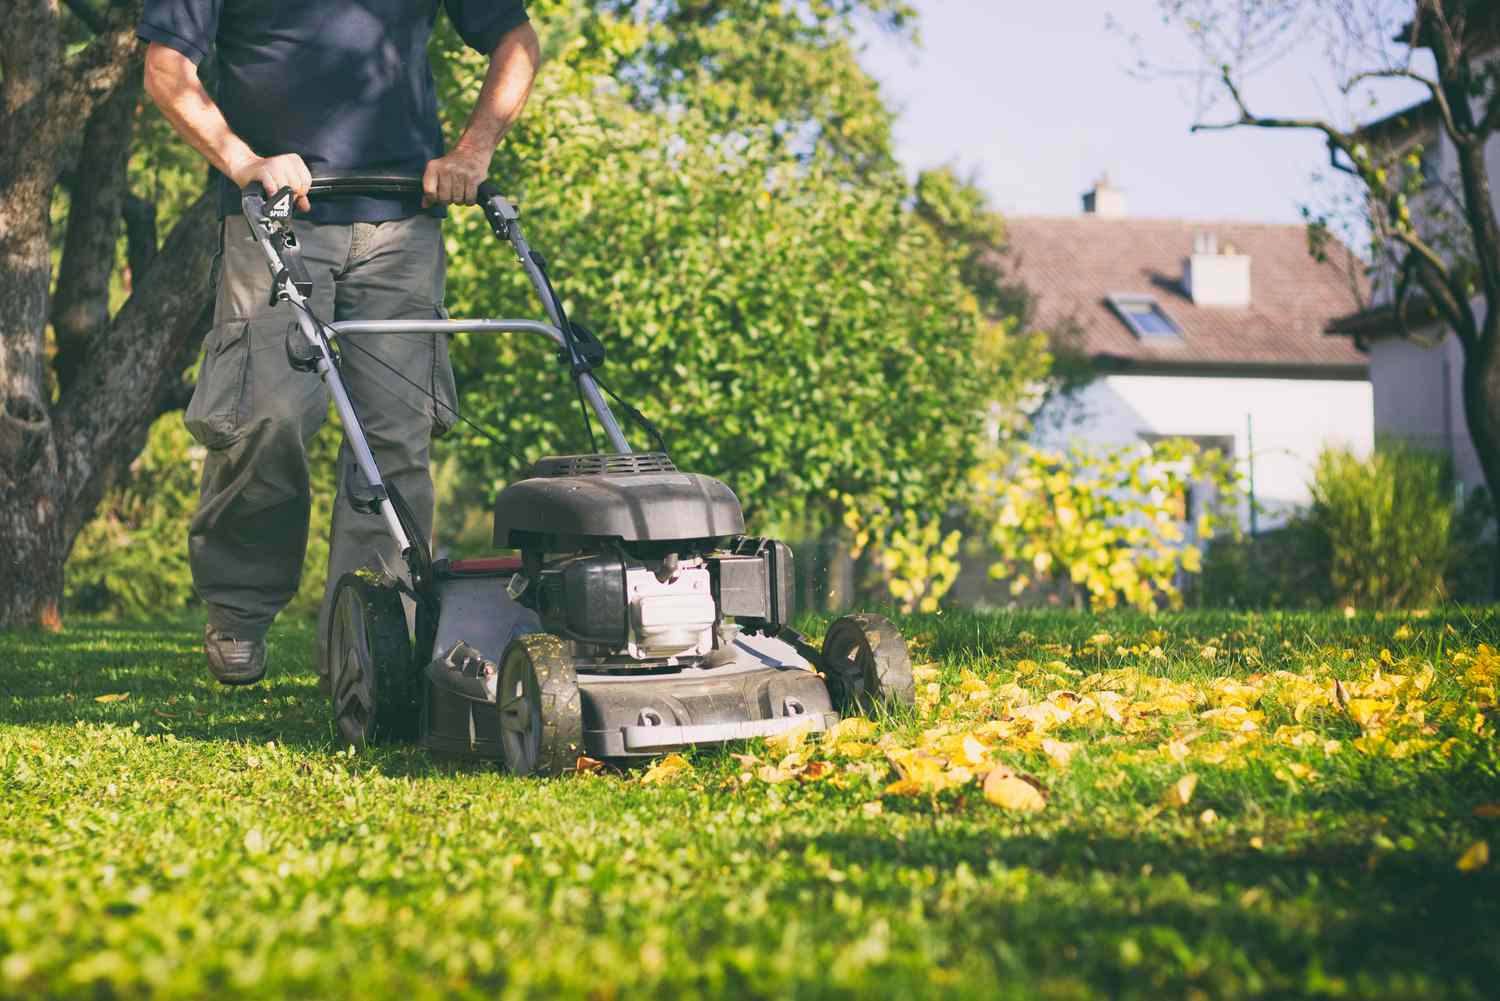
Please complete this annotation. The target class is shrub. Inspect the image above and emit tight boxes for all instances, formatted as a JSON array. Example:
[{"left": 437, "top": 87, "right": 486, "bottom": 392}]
[
  {"left": 66, "top": 417, "right": 202, "bottom": 619},
  {"left": 66, "top": 415, "right": 337, "bottom": 621},
  {"left": 969, "top": 439, "right": 1242, "bottom": 613},
  {"left": 1198, "top": 524, "right": 1332, "bottom": 609},
  {"left": 1301, "top": 443, "right": 1454, "bottom": 610}
]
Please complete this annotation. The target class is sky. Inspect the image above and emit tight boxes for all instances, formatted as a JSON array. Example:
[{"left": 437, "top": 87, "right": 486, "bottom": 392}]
[{"left": 856, "top": 0, "right": 1429, "bottom": 225}]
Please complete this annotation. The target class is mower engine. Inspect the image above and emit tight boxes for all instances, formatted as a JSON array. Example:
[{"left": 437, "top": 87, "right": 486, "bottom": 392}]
[
  {"left": 529, "top": 540, "right": 793, "bottom": 664},
  {"left": 403, "top": 451, "right": 909, "bottom": 772}
]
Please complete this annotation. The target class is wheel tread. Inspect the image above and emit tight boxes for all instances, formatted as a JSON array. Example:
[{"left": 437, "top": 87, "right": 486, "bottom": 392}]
[{"left": 327, "top": 572, "right": 417, "bottom": 746}]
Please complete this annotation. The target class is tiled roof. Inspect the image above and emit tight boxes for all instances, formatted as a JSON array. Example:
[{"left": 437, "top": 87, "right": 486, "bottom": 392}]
[{"left": 999, "top": 215, "right": 1371, "bottom": 373}]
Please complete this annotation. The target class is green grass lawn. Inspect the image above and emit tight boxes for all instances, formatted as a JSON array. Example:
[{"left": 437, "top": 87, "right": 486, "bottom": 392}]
[{"left": 2, "top": 609, "right": 1498, "bottom": 1000}]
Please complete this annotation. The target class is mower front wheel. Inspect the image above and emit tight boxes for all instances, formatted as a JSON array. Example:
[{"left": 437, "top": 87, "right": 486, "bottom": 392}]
[
  {"left": 327, "top": 572, "right": 418, "bottom": 746},
  {"left": 497, "top": 634, "right": 583, "bottom": 777},
  {"left": 822, "top": 613, "right": 916, "bottom": 716}
]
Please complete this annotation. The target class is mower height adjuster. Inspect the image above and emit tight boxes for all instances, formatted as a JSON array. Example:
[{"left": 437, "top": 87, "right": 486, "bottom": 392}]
[
  {"left": 561, "top": 322, "right": 606, "bottom": 374},
  {"left": 285, "top": 324, "right": 330, "bottom": 373}
]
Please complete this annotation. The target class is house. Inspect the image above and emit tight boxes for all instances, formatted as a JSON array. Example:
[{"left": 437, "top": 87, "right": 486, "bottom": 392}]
[
  {"left": 1322, "top": 4, "right": 1500, "bottom": 499},
  {"left": 1004, "top": 179, "right": 1374, "bottom": 530},
  {"left": 1324, "top": 101, "right": 1496, "bottom": 499}
]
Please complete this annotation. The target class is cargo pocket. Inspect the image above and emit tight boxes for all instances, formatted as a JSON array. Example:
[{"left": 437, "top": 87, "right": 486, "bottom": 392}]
[
  {"left": 184, "top": 320, "right": 251, "bottom": 449},
  {"left": 431, "top": 305, "right": 460, "bottom": 437}
]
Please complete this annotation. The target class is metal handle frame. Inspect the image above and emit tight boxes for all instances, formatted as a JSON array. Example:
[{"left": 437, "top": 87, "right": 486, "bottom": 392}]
[{"left": 239, "top": 176, "right": 632, "bottom": 565}]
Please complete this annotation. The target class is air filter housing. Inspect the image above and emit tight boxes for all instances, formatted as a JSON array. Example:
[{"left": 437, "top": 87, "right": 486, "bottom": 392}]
[{"left": 492, "top": 453, "right": 746, "bottom": 547}]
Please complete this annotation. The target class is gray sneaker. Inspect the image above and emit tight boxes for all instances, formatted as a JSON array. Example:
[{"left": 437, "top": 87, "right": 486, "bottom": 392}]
[{"left": 204, "top": 625, "right": 268, "bottom": 686}]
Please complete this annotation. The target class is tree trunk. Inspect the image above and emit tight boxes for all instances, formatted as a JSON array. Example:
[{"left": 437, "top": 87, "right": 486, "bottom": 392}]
[
  {"left": 0, "top": 148, "right": 67, "bottom": 629},
  {"left": 0, "top": 2, "right": 217, "bottom": 630},
  {"left": 1461, "top": 319, "right": 1500, "bottom": 598}
]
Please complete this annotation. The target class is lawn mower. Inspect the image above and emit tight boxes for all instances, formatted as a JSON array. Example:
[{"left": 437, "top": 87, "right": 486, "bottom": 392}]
[{"left": 241, "top": 171, "right": 915, "bottom": 775}]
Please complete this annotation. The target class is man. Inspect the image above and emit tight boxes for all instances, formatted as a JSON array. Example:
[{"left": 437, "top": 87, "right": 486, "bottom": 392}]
[{"left": 139, "top": 1, "right": 539, "bottom": 685}]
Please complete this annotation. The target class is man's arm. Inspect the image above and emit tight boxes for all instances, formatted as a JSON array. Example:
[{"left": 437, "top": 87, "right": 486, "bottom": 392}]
[
  {"left": 142, "top": 42, "right": 313, "bottom": 212},
  {"left": 422, "top": 22, "right": 541, "bottom": 208}
]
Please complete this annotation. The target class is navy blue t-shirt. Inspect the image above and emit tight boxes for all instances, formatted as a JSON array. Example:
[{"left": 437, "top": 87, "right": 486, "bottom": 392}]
[{"left": 138, "top": 0, "right": 529, "bottom": 223}]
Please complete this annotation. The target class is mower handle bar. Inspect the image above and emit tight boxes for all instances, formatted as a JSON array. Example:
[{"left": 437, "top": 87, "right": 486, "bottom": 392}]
[
  {"left": 242, "top": 169, "right": 500, "bottom": 203},
  {"left": 234, "top": 170, "right": 632, "bottom": 563}
]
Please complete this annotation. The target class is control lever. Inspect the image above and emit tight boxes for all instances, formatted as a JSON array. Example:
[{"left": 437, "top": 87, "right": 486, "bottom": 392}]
[{"left": 244, "top": 184, "right": 314, "bottom": 304}]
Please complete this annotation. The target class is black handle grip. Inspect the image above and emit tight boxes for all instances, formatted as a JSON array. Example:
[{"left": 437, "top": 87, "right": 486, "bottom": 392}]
[
  {"left": 242, "top": 171, "right": 504, "bottom": 205},
  {"left": 304, "top": 170, "right": 424, "bottom": 196}
]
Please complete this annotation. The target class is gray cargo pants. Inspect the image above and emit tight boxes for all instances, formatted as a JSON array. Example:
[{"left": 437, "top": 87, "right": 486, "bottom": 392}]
[{"left": 185, "top": 213, "right": 456, "bottom": 673}]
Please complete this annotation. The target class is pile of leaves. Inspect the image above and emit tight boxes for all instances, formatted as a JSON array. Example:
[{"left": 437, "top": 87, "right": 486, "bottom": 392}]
[{"left": 635, "top": 621, "right": 1497, "bottom": 871}]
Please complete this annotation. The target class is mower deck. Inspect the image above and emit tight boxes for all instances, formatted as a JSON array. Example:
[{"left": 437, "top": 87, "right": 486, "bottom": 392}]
[
  {"left": 417, "top": 570, "right": 834, "bottom": 759},
  {"left": 575, "top": 632, "right": 836, "bottom": 756}
]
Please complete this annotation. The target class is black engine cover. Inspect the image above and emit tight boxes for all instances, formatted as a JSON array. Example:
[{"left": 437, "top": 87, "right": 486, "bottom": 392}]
[{"left": 492, "top": 453, "right": 746, "bottom": 547}]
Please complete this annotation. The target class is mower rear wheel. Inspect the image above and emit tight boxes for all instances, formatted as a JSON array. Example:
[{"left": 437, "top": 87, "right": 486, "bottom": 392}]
[
  {"left": 822, "top": 613, "right": 916, "bottom": 716},
  {"left": 327, "top": 572, "right": 418, "bottom": 746},
  {"left": 497, "top": 634, "right": 583, "bottom": 777}
]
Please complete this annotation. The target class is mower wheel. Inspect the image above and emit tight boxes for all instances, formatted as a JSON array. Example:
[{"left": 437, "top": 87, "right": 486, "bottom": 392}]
[
  {"left": 497, "top": 634, "right": 583, "bottom": 777},
  {"left": 327, "top": 572, "right": 418, "bottom": 746},
  {"left": 822, "top": 613, "right": 916, "bottom": 716}
]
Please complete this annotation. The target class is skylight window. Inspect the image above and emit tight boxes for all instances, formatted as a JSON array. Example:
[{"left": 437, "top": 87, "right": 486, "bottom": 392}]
[{"left": 1108, "top": 295, "right": 1184, "bottom": 340}]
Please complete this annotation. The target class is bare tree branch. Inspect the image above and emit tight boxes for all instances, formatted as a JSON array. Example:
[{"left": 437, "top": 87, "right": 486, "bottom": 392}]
[
  {"left": 1191, "top": 68, "right": 1359, "bottom": 146},
  {"left": 51, "top": 78, "right": 142, "bottom": 394},
  {"left": 51, "top": 7, "right": 141, "bottom": 141},
  {"left": 121, "top": 193, "right": 159, "bottom": 282},
  {"left": 1343, "top": 66, "right": 1468, "bottom": 143},
  {"left": 54, "top": 191, "right": 218, "bottom": 544}
]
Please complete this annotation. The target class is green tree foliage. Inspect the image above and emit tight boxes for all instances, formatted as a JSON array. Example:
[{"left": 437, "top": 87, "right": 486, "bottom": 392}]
[{"left": 434, "top": 1, "right": 1039, "bottom": 534}]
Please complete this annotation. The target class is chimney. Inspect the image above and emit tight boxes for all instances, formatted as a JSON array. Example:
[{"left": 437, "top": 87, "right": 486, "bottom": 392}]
[
  {"left": 1183, "top": 232, "right": 1251, "bottom": 307},
  {"left": 1082, "top": 173, "right": 1127, "bottom": 218}
]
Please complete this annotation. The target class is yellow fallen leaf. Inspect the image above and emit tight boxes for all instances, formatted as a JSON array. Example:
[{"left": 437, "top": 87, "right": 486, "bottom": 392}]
[
  {"left": 886, "top": 748, "right": 951, "bottom": 792},
  {"left": 799, "top": 760, "right": 835, "bottom": 781},
  {"left": 944, "top": 765, "right": 976, "bottom": 787},
  {"left": 1041, "top": 738, "right": 1079, "bottom": 766},
  {"left": 1457, "top": 840, "right": 1489, "bottom": 872},
  {"left": 1345, "top": 698, "right": 1390, "bottom": 729},
  {"left": 961, "top": 735, "right": 990, "bottom": 767},
  {"left": 1199, "top": 808, "right": 1218, "bottom": 826},
  {"left": 94, "top": 693, "right": 129, "bottom": 703},
  {"left": 827, "top": 717, "right": 876, "bottom": 742},
  {"left": 640, "top": 754, "right": 692, "bottom": 784},
  {"left": 1162, "top": 773, "right": 1199, "bottom": 808},
  {"left": 861, "top": 800, "right": 884, "bottom": 817},
  {"left": 959, "top": 670, "right": 989, "bottom": 695},
  {"left": 982, "top": 767, "right": 1046, "bottom": 813},
  {"left": 1473, "top": 803, "right": 1500, "bottom": 819},
  {"left": 883, "top": 778, "right": 925, "bottom": 797},
  {"left": 1162, "top": 739, "right": 1190, "bottom": 763},
  {"left": 765, "top": 721, "right": 814, "bottom": 755}
]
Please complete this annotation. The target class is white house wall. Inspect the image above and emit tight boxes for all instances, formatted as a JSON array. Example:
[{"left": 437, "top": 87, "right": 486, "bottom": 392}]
[
  {"left": 1369, "top": 329, "right": 1485, "bottom": 494},
  {"left": 1037, "top": 374, "right": 1375, "bottom": 529}
]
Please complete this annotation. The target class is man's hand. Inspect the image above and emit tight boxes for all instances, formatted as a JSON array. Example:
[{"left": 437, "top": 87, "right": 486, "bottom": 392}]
[
  {"left": 422, "top": 144, "right": 491, "bottom": 207},
  {"left": 228, "top": 153, "right": 313, "bottom": 213}
]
